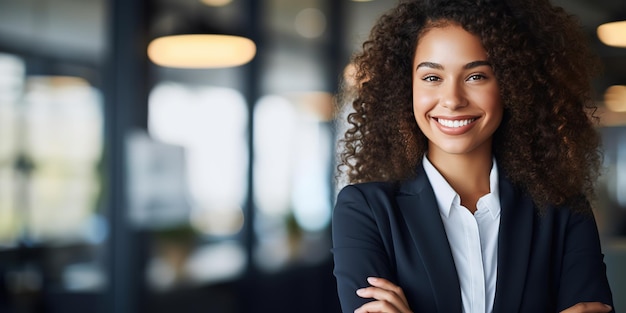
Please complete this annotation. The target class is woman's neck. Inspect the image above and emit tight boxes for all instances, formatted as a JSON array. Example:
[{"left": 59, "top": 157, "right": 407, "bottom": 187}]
[{"left": 427, "top": 148, "right": 493, "bottom": 213}]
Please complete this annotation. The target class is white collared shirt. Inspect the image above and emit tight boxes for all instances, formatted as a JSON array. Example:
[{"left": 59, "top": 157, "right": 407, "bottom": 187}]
[{"left": 422, "top": 156, "right": 501, "bottom": 313}]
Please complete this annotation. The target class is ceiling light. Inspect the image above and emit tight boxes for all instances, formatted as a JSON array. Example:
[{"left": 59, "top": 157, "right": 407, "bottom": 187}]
[
  {"left": 604, "top": 85, "right": 626, "bottom": 112},
  {"left": 597, "top": 21, "right": 626, "bottom": 48},
  {"left": 294, "top": 8, "right": 326, "bottom": 39},
  {"left": 148, "top": 34, "right": 256, "bottom": 69},
  {"left": 27, "top": 75, "right": 90, "bottom": 88},
  {"left": 200, "top": 0, "right": 232, "bottom": 7},
  {"left": 148, "top": 14, "right": 256, "bottom": 69}
]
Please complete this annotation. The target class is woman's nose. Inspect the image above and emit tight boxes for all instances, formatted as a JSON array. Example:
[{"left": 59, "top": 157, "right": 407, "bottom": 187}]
[{"left": 440, "top": 82, "right": 468, "bottom": 110}]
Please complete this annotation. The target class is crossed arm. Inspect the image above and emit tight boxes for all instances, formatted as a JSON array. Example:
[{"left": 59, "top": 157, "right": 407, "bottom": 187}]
[{"left": 355, "top": 277, "right": 612, "bottom": 313}]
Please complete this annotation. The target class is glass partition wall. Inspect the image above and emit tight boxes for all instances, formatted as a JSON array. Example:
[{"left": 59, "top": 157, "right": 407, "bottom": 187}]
[{"left": 0, "top": 54, "right": 106, "bottom": 312}]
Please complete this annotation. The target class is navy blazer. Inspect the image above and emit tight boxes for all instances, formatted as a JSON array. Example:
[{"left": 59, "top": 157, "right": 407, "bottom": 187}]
[{"left": 332, "top": 165, "right": 614, "bottom": 313}]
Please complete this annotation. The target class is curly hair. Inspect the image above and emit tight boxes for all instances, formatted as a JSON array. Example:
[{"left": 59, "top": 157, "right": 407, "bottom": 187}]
[{"left": 337, "top": 0, "right": 602, "bottom": 212}]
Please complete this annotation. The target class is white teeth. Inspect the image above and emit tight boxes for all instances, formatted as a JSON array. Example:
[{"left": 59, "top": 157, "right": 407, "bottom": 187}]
[{"left": 437, "top": 118, "right": 476, "bottom": 128}]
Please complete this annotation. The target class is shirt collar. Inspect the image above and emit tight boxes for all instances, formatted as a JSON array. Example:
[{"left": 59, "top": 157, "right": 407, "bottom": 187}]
[
  {"left": 422, "top": 155, "right": 501, "bottom": 219},
  {"left": 478, "top": 160, "right": 501, "bottom": 220},
  {"left": 422, "top": 156, "right": 457, "bottom": 218}
]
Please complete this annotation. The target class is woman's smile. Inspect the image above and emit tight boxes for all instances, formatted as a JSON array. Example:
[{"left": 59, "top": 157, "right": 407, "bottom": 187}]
[{"left": 431, "top": 116, "right": 480, "bottom": 134}]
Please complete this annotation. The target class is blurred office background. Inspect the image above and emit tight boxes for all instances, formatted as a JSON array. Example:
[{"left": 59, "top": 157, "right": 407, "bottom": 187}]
[{"left": 0, "top": 0, "right": 625, "bottom": 312}]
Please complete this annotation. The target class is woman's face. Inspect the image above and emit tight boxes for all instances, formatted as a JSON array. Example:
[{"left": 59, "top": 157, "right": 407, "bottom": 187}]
[{"left": 412, "top": 24, "right": 502, "bottom": 160}]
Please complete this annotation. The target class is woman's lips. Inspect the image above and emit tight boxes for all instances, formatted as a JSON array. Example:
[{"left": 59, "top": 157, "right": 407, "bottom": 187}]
[{"left": 432, "top": 116, "right": 479, "bottom": 135}]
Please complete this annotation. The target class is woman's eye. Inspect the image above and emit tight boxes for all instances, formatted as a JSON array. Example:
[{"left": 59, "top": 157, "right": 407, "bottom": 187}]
[
  {"left": 423, "top": 75, "right": 440, "bottom": 82},
  {"left": 467, "top": 74, "right": 486, "bottom": 81}
]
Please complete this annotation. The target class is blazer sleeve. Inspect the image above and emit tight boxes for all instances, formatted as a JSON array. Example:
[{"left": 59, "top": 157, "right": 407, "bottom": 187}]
[
  {"left": 556, "top": 210, "right": 614, "bottom": 312},
  {"left": 331, "top": 185, "right": 396, "bottom": 313}
]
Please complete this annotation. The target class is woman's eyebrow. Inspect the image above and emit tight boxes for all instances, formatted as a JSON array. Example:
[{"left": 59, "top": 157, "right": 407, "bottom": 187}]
[
  {"left": 464, "top": 60, "right": 491, "bottom": 69},
  {"left": 416, "top": 62, "right": 443, "bottom": 70},
  {"left": 415, "top": 60, "right": 492, "bottom": 71}
]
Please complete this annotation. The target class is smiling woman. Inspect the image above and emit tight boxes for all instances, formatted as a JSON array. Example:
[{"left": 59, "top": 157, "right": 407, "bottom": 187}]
[
  {"left": 412, "top": 25, "right": 502, "bottom": 173},
  {"left": 332, "top": 0, "right": 614, "bottom": 312}
]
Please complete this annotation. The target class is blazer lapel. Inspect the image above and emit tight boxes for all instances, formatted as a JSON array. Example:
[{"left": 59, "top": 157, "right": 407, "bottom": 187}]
[
  {"left": 396, "top": 167, "right": 462, "bottom": 313},
  {"left": 492, "top": 175, "right": 534, "bottom": 313}
]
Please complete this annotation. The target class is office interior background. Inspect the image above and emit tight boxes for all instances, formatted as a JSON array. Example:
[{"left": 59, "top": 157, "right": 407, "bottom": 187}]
[{"left": 0, "top": 0, "right": 625, "bottom": 312}]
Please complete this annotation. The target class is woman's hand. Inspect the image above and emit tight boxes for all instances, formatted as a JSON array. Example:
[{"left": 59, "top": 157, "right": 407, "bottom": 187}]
[
  {"left": 560, "top": 302, "right": 612, "bottom": 313},
  {"left": 354, "top": 277, "right": 413, "bottom": 313}
]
